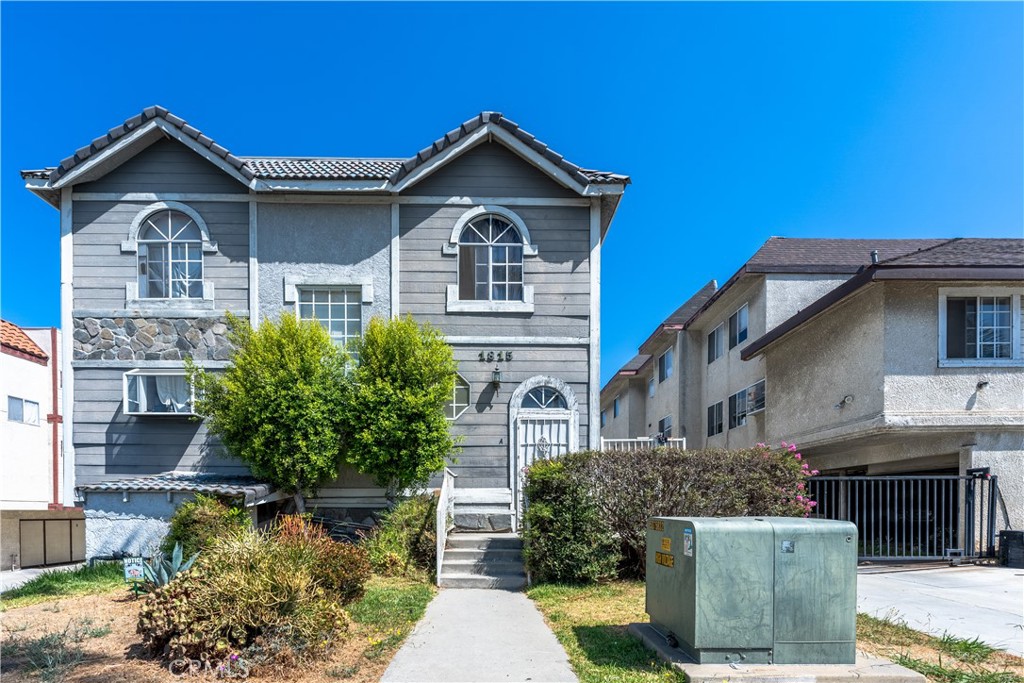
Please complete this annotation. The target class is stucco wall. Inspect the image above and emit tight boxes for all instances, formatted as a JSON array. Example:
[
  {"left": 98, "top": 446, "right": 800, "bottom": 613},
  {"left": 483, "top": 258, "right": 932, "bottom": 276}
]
[
  {"left": 764, "top": 285, "right": 886, "bottom": 446},
  {"left": 964, "top": 431, "right": 1024, "bottom": 532},
  {"left": 882, "top": 281, "right": 1024, "bottom": 419},
  {"left": 764, "top": 274, "right": 850, "bottom": 331},
  {"left": 644, "top": 336, "right": 680, "bottom": 439},
  {"left": 256, "top": 203, "right": 392, "bottom": 325},
  {"left": 82, "top": 490, "right": 186, "bottom": 559},
  {"left": 0, "top": 340, "right": 56, "bottom": 510}
]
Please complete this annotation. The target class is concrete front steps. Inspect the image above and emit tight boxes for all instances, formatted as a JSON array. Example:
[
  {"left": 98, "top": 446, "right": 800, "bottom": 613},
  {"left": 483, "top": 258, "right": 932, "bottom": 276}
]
[
  {"left": 452, "top": 488, "right": 513, "bottom": 532},
  {"left": 439, "top": 533, "right": 527, "bottom": 590}
]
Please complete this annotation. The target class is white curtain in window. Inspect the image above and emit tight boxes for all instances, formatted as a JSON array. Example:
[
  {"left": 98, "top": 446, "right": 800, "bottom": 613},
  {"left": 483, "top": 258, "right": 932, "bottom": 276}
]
[{"left": 155, "top": 375, "right": 191, "bottom": 412}]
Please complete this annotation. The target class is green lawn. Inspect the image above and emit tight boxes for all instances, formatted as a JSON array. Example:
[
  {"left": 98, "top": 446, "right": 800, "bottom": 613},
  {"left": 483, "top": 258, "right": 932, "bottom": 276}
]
[
  {"left": 1, "top": 563, "right": 125, "bottom": 610},
  {"left": 348, "top": 576, "right": 436, "bottom": 662},
  {"left": 528, "top": 581, "right": 683, "bottom": 683}
]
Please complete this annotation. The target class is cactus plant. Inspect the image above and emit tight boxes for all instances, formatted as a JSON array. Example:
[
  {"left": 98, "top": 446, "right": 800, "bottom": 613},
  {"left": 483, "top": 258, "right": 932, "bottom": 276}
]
[{"left": 144, "top": 542, "right": 198, "bottom": 587}]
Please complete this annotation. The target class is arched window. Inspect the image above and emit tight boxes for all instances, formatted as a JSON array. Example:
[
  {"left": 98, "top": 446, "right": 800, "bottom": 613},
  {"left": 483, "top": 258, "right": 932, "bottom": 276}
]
[
  {"left": 522, "top": 386, "right": 568, "bottom": 410},
  {"left": 458, "top": 215, "right": 524, "bottom": 302},
  {"left": 137, "top": 210, "right": 204, "bottom": 299}
]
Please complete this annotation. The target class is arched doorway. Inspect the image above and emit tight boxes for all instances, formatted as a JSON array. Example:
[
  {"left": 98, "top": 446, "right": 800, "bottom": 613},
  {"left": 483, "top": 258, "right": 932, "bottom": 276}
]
[{"left": 508, "top": 376, "right": 580, "bottom": 529}]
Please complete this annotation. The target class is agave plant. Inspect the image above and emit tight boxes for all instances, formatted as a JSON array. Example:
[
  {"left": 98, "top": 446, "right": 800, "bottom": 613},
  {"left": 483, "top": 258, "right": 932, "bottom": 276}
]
[{"left": 144, "top": 542, "right": 199, "bottom": 587}]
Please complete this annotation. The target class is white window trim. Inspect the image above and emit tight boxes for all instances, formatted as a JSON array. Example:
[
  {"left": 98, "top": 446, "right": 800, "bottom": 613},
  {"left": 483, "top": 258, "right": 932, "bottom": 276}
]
[
  {"left": 938, "top": 287, "right": 1022, "bottom": 367},
  {"left": 7, "top": 396, "right": 40, "bottom": 426},
  {"left": 447, "top": 373, "right": 471, "bottom": 421},
  {"left": 122, "top": 368, "right": 196, "bottom": 417},
  {"left": 120, "top": 202, "right": 218, "bottom": 254},
  {"left": 446, "top": 284, "right": 535, "bottom": 313},
  {"left": 441, "top": 205, "right": 539, "bottom": 257},
  {"left": 293, "top": 284, "right": 366, "bottom": 352},
  {"left": 443, "top": 205, "right": 538, "bottom": 313},
  {"left": 284, "top": 276, "right": 373, "bottom": 304}
]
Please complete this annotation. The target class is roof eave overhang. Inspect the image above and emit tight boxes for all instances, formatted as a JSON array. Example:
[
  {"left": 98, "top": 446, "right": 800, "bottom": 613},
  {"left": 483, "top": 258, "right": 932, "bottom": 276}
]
[
  {"left": 741, "top": 265, "right": 1024, "bottom": 360},
  {"left": 24, "top": 179, "right": 59, "bottom": 209}
]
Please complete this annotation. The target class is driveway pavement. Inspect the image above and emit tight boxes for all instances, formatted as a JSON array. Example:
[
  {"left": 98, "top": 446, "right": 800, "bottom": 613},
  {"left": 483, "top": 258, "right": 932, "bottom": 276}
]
[
  {"left": 1, "top": 563, "right": 85, "bottom": 593},
  {"left": 857, "top": 565, "right": 1023, "bottom": 657},
  {"left": 382, "top": 588, "right": 577, "bottom": 683}
]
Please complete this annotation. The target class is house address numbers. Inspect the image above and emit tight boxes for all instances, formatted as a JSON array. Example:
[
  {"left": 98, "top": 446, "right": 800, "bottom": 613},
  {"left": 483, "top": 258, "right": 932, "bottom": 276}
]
[{"left": 478, "top": 350, "right": 513, "bottom": 362}]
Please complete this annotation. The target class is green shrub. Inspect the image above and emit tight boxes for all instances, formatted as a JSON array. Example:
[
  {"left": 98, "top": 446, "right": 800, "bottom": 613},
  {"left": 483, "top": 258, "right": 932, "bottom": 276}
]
[
  {"left": 362, "top": 495, "right": 437, "bottom": 576},
  {"left": 522, "top": 456, "right": 619, "bottom": 584},
  {"left": 138, "top": 517, "right": 369, "bottom": 667},
  {"left": 523, "top": 444, "right": 816, "bottom": 581},
  {"left": 340, "top": 316, "right": 459, "bottom": 492},
  {"left": 162, "top": 494, "right": 250, "bottom": 557}
]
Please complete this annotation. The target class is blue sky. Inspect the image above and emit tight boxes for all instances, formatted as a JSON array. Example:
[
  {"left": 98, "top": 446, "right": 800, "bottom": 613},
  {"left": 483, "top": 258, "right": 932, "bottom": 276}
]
[{"left": 2, "top": 2, "right": 1021, "bottom": 384}]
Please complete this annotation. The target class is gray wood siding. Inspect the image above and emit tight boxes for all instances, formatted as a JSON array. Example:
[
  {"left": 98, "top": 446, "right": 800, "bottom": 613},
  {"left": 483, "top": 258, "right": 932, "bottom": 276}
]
[
  {"left": 399, "top": 204, "right": 590, "bottom": 337},
  {"left": 448, "top": 345, "right": 591, "bottom": 489},
  {"left": 75, "top": 138, "right": 247, "bottom": 194},
  {"left": 72, "top": 368, "right": 247, "bottom": 485},
  {"left": 72, "top": 200, "right": 249, "bottom": 311},
  {"left": 404, "top": 142, "right": 579, "bottom": 198}
]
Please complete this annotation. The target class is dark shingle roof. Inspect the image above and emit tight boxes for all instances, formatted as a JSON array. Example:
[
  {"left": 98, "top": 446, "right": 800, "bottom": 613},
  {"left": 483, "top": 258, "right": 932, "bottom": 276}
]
[
  {"left": 746, "top": 237, "right": 951, "bottom": 273},
  {"left": 393, "top": 111, "right": 630, "bottom": 186},
  {"left": 243, "top": 157, "right": 404, "bottom": 180},
  {"left": 24, "top": 107, "right": 628, "bottom": 189},
  {"left": 879, "top": 238, "right": 1024, "bottom": 268},
  {"left": 619, "top": 354, "right": 652, "bottom": 374},
  {"left": 77, "top": 472, "right": 273, "bottom": 506}
]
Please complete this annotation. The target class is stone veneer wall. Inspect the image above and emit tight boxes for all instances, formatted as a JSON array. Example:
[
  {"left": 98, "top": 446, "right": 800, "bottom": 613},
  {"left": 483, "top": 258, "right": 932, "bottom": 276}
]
[{"left": 72, "top": 317, "right": 237, "bottom": 361}]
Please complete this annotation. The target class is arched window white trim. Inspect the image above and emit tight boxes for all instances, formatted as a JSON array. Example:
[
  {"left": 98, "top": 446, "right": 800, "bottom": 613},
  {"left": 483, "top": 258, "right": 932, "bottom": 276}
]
[
  {"left": 442, "top": 205, "right": 538, "bottom": 257},
  {"left": 444, "top": 206, "right": 537, "bottom": 313},
  {"left": 120, "top": 202, "right": 218, "bottom": 254},
  {"left": 121, "top": 203, "right": 216, "bottom": 307}
]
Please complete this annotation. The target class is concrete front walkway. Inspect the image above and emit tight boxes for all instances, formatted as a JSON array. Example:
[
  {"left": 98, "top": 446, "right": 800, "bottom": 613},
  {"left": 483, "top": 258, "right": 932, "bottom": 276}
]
[
  {"left": 1, "top": 563, "right": 85, "bottom": 593},
  {"left": 382, "top": 589, "right": 577, "bottom": 683},
  {"left": 858, "top": 565, "right": 1024, "bottom": 657}
]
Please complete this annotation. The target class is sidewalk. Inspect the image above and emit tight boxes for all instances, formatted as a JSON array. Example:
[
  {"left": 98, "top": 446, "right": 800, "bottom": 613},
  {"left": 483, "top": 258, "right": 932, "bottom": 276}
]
[
  {"left": 382, "top": 589, "right": 577, "bottom": 683},
  {"left": 858, "top": 565, "right": 1023, "bottom": 657},
  {"left": 1, "top": 563, "right": 85, "bottom": 593}
]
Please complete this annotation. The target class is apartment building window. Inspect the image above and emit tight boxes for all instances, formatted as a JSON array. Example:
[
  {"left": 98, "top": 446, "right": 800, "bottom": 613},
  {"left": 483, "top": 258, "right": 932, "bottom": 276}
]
[
  {"left": 123, "top": 370, "right": 193, "bottom": 415},
  {"left": 648, "top": 378, "right": 655, "bottom": 398},
  {"left": 729, "top": 389, "right": 747, "bottom": 429},
  {"left": 613, "top": 395, "right": 621, "bottom": 418},
  {"left": 297, "top": 287, "right": 363, "bottom": 353},
  {"left": 658, "top": 348, "right": 673, "bottom": 382},
  {"left": 706, "top": 402, "right": 723, "bottom": 437},
  {"left": 729, "top": 304, "right": 749, "bottom": 349},
  {"left": 944, "top": 294, "right": 1017, "bottom": 361},
  {"left": 601, "top": 410, "right": 607, "bottom": 428},
  {"left": 137, "top": 209, "right": 204, "bottom": 299},
  {"left": 707, "top": 324, "right": 724, "bottom": 364},
  {"left": 7, "top": 396, "right": 40, "bottom": 425},
  {"left": 658, "top": 415, "right": 672, "bottom": 440},
  {"left": 458, "top": 215, "right": 524, "bottom": 302},
  {"left": 445, "top": 374, "right": 471, "bottom": 421},
  {"left": 747, "top": 379, "right": 766, "bottom": 414}
]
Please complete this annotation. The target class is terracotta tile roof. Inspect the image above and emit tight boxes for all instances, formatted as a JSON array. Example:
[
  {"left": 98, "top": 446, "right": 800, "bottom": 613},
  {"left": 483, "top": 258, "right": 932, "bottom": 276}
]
[
  {"left": 879, "top": 238, "right": 1024, "bottom": 268},
  {"left": 22, "top": 107, "right": 629, "bottom": 188},
  {"left": 1, "top": 320, "right": 48, "bottom": 362},
  {"left": 77, "top": 472, "right": 273, "bottom": 506},
  {"left": 243, "top": 157, "right": 404, "bottom": 180}
]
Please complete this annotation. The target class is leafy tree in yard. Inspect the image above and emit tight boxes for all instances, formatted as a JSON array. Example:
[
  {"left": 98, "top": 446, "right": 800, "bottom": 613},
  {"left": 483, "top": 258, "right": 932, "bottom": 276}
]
[
  {"left": 187, "top": 313, "right": 349, "bottom": 509},
  {"left": 340, "top": 315, "right": 459, "bottom": 492}
]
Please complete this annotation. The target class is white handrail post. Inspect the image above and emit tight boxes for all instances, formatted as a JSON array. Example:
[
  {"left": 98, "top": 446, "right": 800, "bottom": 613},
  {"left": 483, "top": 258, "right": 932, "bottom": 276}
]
[{"left": 435, "top": 467, "right": 456, "bottom": 587}]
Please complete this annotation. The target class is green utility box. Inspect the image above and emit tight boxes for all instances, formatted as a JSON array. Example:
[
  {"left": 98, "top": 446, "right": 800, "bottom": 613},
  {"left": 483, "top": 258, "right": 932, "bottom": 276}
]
[{"left": 645, "top": 517, "right": 857, "bottom": 665}]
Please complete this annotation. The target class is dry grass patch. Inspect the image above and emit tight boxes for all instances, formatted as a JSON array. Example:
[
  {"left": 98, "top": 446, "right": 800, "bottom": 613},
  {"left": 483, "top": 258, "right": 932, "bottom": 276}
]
[
  {"left": 857, "top": 613, "right": 1024, "bottom": 683},
  {"left": 0, "top": 575, "right": 434, "bottom": 683}
]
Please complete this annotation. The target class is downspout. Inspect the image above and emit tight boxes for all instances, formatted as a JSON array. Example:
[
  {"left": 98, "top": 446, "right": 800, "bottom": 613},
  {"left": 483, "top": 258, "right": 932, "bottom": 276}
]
[{"left": 46, "top": 327, "right": 63, "bottom": 508}]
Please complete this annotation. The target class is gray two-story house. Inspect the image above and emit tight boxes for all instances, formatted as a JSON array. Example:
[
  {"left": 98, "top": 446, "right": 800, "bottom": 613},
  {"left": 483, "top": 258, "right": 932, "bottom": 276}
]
[{"left": 22, "top": 107, "right": 628, "bottom": 556}]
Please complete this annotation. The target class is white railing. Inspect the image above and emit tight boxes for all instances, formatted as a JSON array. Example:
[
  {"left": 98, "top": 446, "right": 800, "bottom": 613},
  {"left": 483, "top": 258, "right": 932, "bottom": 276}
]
[
  {"left": 435, "top": 467, "right": 456, "bottom": 586},
  {"left": 600, "top": 437, "right": 687, "bottom": 452}
]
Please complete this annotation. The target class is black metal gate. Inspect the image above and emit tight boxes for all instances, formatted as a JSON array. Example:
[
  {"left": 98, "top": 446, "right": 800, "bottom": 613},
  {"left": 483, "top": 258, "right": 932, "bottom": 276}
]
[{"left": 808, "top": 470, "right": 999, "bottom": 561}]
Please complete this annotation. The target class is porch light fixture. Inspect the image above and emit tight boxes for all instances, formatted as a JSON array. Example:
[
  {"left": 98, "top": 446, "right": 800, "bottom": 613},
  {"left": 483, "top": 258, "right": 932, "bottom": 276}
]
[{"left": 491, "top": 366, "right": 503, "bottom": 390}]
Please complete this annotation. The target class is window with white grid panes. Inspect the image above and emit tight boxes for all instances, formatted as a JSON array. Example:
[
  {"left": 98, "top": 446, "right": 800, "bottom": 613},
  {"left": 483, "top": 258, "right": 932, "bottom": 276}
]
[
  {"left": 137, "top": 209, "right": 204, "bottom": 299},
  {"left": 297, "top": 288, "right": 362, "bottom": 353},
  {"left": 458, "top": 215, "right": 524, "bottom": 301}
]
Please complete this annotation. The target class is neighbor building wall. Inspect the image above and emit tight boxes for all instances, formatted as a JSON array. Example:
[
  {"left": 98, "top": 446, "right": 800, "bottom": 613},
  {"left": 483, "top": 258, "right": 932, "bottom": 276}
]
[
  {"left": 763, "top": 285, "right": 886, "bottom": 447},
  {"left": 1, "top": 335, "right": 56, "bottom": 510}
]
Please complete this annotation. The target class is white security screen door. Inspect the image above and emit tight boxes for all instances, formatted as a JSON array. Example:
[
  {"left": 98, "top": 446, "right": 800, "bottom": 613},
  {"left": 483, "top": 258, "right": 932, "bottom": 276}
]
[{"left": 514, "top": 386, "right": 574, "bottom": 529}]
